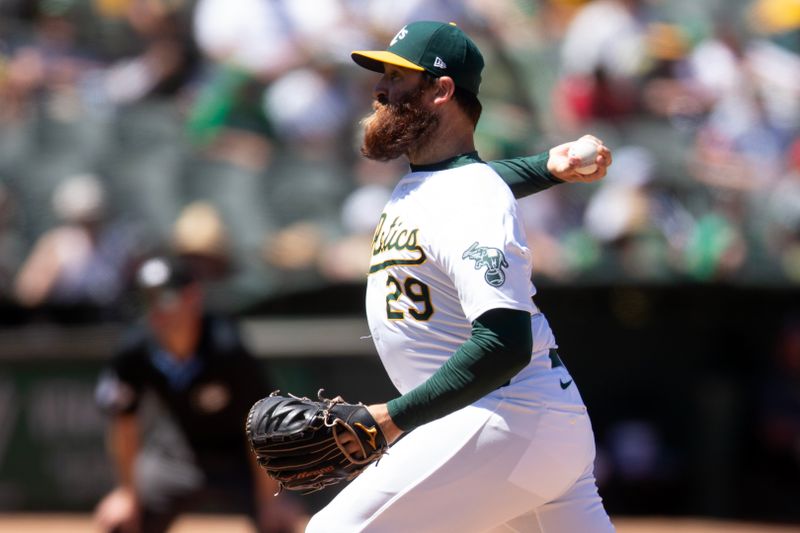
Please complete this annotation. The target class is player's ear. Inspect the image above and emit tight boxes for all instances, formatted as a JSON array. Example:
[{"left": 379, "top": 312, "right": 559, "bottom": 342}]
[{"left": 433, "top": 76, "right": 456, "bottom": 105}]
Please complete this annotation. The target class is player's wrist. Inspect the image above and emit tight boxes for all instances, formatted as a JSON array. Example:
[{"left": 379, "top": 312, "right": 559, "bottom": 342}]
[{"left": 368, "top": 403, "right": 403, "bottom": 444}]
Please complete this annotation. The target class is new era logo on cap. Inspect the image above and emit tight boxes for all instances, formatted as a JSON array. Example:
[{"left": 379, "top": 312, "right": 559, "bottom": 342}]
[{"left": 351, "top": 20, "right": 484, "bottom": 95}]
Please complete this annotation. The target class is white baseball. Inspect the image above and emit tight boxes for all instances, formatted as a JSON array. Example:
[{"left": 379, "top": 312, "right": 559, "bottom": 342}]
[{"left": 568, "top": 139, "right": 599, "bottom": 175}]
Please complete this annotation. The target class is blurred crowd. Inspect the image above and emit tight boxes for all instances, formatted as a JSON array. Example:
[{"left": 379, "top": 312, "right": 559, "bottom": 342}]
[{"left": 1, "top": 0, "right": 800, "bottom": 318}]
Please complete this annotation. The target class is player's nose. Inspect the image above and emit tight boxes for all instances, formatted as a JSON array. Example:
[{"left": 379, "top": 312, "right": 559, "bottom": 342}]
[{"left": 373, "top": 77, "right": 389, "bottom": 104}]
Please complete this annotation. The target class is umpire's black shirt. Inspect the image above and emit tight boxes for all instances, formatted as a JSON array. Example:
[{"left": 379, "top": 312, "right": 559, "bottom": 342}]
[{"left": 95, "top": 314, "right": 267, "bottom": 463}]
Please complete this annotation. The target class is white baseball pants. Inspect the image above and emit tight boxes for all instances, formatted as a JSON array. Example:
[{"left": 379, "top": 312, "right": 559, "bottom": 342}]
[{"left": 306, "top": 351, "right": 615, "bottom": 533}]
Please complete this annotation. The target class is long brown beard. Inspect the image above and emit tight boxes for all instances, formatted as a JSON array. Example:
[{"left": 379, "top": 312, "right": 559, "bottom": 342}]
[{"left": 360, "top": 87, "right": 440, "bottom": 161}]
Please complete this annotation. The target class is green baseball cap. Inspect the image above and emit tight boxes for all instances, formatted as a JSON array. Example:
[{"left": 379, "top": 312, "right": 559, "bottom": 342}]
[{"left": 352, "top": 21, "right": 484, "bottom": 95}]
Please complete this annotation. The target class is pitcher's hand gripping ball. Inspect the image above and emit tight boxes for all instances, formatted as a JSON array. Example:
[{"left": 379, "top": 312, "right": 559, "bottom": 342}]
[
  {"left": 568, "top": 138, "right": 600, "bottom": 174},
  {"left": 246, "top": 390, "right": 388, "bottom": 493}
]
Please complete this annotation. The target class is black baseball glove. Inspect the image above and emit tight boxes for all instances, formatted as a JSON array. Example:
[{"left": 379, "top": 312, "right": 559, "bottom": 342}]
[{"left": 246, "top": 390, "right": 389, "bottom": 494}]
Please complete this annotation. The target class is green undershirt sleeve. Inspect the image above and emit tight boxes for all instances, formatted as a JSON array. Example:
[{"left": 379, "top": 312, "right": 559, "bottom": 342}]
[
  {"left": 488, "top": 152, "right": 564, "bottom": 199},
  {"left": 386, "top": 308, "right": 533, "bottom": 432}
]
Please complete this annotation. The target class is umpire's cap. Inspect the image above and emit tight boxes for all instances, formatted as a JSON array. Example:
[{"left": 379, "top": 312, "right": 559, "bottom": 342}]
[
  {"left": 352, "top": 21, "right": 484, "bottom": 95},
  {"left": 135, "top": 256, "right": 195, "bottom": 293}
]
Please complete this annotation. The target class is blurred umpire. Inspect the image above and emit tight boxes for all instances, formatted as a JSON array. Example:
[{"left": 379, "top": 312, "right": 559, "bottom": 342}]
[{"left": 93, "top": 256, "right": 306, "bottom": 533}]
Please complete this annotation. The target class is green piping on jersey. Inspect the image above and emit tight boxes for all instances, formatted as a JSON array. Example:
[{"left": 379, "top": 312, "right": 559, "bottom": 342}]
[
  {"left": 369, "top": 254, "right": 427, "bottom": 274},
  {"left": 409, "top": 151, "right": 484, "bottom": 172}
]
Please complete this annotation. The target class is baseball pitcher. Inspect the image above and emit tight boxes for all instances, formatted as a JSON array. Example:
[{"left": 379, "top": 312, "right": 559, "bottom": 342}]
[{"left": 248, "top": 20, "right": 615, "bottom": 533}]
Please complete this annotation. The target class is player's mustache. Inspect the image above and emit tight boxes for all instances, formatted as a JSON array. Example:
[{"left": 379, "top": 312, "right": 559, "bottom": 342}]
[
  {"left": 369, "top": 94, "right": 400, "bottom": 115},
  {"left": 359, "top": 97, "right": 402, "bottom": 133},
  {"left": 370, "top": 90, "right": 420, "bottom": 113}
]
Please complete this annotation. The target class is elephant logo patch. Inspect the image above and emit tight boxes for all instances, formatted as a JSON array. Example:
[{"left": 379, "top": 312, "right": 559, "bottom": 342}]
[{"left": 462, "top": 242, "right": 509, "bottom": 287}]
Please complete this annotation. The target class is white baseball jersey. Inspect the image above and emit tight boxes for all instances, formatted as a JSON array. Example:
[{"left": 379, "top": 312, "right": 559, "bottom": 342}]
[
  {"left": 310, "top": 159, "right": 613, "bottom": 532},
  {"left": 365, "top": 161, "right": 557, "bottom": 394}
]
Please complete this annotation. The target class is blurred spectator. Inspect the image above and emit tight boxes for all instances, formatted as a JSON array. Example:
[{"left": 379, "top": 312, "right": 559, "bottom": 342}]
[
  {"left": 13, "top": 173, "right": 144, "bottom": 317},
  {"left": 745, "top": 0, "right": 800, "bottom": 132},
  {"left": 686, "top": 1, "right": 799, "bottom": 193},
  {"left": 552, "top": 0, "right": 648, "bottom": 130},
  {"left": 0, "top": 182, "right": 24, "bottom": 299},
  {"left": 1, "top": 2, "right": 113, "bottom": 243},
  {"left": 261, "top": 66, "right": 351, "bottom": 147},
  {"left": 689, "top": 90, "right": 788, "bottom": 192},
  {"left": 583, "top": 145, "right": 676, "bottom": 280},
  {"left": 169, "top": 199, "right": 271, "bottom": 313},
  {"left": 171, "top": 201, "right": 232, "bottom": 283},
  {"left": 560, "top": 0, "right": 648, "bottom": 80},
  {"left": 584, "top": 146, "right": 654, "bottom": 241},
  {"left": 317, "top": 158, "right": 402, "bottom": 283},
  {"left": 517, "top": 184, "right": 594, "bottom": 282},
  {"left": 92, "top": 1, "right": 198, "bottom": 245},
  {"left": 93, "top": 255, "right": 307, "bottom": 532},
  {"left": 255, "top": 122, "right": 353, "bottom": 293},
  {"left": 98, "top": 0, "right": 198, "bottom": 105},
  {"left": 680, "top": 193, "right": 748, "bottom": 282},
  {"left": 181, "top": 148, "right": 272, "bottom": 256},
  {"left": 187, "top": 0, "right": 366, "bottom": 299},
  {"left": 764, "top": 137, "right": 800, "bottom": 281},
  {"left": 188, "top": 0, "right": 361, "bottom": 162}
]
